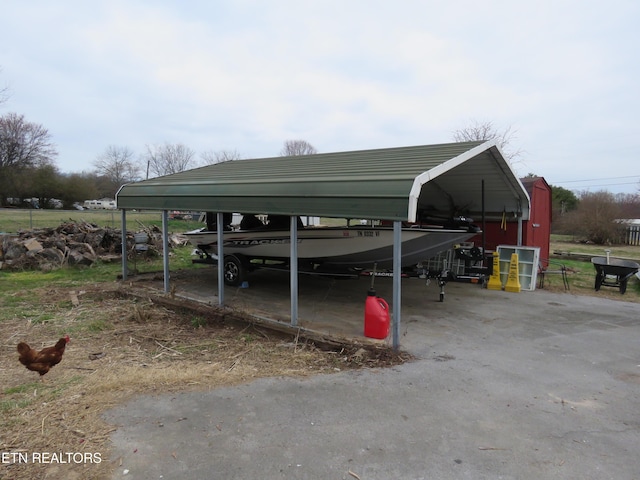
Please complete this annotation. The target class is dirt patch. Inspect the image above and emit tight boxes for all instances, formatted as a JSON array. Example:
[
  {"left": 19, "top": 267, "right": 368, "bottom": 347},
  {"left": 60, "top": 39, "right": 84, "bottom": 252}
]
[{"left": 0, "top": 284, "right": 409, "bottom": 480}]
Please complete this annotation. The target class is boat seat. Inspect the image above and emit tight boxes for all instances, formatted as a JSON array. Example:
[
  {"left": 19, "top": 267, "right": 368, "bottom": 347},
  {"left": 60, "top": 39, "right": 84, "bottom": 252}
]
[
  {"left": 538, "top": 259, "right": 569, "bottom": 290},
  {"left": 240, "top": 214, "right": 265, "bottom": 230},
  {"left": 205, "top": 212, "right": 233, "bottom": 231}
]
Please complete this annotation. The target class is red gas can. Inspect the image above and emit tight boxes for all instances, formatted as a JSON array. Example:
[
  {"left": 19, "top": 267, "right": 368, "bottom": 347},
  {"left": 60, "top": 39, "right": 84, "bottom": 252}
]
[{"left": 364, "top": 288, "right": 390, "bottom": 339}]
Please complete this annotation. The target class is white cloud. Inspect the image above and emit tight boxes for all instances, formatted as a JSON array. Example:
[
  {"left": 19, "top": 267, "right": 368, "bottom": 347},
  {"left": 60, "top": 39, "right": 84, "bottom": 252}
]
[{"left": 0, "top": 0, "right": 638, "bottom": 192}]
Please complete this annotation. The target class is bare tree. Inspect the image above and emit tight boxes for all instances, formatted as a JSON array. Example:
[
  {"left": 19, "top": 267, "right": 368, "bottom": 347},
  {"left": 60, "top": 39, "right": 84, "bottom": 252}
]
[
  {"left": 0, "top": 112, "right": 57, "bottom": 205},
  {"left": 93, "top": 145, "right": 140, "bottom": 188},
  {"left": 616, "top": 192, "right": 640, "bottom": 219},
  {"left": 452, "top": 120, "right": 522, "bottom": 163},
  {"left": 562, "top": 190, "right": 626, "bottom": 244},
  {"left": 200, "top": 149, "right": 242, "bottom": 165},
  {"left": 144, "top": 143, "right": 196, "bottom": 178},
  {"left": 0, "top": 112, "right": 56, "bottom": 169},
  {"left": 0, "top": 83, "right": 8, "bottom": 107},
  {"left": 30, "top": 164, "right": 63, "bottom": 209},
  {"left": 280, "top": 139, "right": 317, "bottom": 156},
  {"left": 58, "top": 172, "right": 100, "bottom": 208},
  {"left": 0, "top": 67, "right": 10, "bottom": 107}
]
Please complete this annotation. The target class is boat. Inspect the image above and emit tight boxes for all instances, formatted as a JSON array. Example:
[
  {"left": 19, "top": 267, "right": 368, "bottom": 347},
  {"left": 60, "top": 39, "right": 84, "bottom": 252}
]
[{"left": 184, "top": 214, "right": 480, "bottom": 285}]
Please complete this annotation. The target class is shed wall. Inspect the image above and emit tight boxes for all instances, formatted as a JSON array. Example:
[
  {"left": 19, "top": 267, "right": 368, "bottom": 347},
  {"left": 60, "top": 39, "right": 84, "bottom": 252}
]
[{"left": 469, "top": 177, "right": 551, "bottom": 265}]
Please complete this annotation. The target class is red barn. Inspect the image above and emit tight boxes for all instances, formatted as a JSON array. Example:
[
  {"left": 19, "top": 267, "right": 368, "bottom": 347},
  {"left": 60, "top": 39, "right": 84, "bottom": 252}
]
[{"left": 470, "top": 176, "right": 552, "bottom": 267}]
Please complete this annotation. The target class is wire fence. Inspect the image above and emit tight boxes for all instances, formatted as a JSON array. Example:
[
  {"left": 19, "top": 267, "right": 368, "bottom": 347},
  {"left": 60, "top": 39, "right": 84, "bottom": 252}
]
[
  {"left": 0, "top": 208, "right": 170, "bottom": 234},
  {"left": 5, "top": 208, "right": 640, "bottom": 246}
]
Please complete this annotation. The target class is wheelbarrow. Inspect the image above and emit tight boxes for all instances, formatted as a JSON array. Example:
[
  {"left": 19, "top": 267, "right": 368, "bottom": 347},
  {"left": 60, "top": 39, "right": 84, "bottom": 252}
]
[{"left": 591, "top": 256, "right": 640, "bottom": 294}]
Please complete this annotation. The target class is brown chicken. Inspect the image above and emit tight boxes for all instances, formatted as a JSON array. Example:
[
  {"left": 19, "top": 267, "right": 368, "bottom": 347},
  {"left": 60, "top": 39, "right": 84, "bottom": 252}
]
[{"left": 17, "top": 335, "right": 70, "bottom": 377}]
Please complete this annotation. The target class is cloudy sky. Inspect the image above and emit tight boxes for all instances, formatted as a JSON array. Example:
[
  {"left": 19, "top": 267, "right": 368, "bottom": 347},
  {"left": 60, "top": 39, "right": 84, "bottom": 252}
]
[{"left": 1, "top": 0, "right": 638, "bottom": 194}]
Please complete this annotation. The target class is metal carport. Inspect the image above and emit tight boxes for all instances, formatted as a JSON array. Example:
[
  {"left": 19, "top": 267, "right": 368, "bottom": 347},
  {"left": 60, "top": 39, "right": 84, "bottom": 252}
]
[{"left": 116, "top": 140, "right": 530, "bottom": 349}]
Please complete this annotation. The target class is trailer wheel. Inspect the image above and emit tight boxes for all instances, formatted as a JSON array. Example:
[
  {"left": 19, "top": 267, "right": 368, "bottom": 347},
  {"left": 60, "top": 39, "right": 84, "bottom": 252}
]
[
  {"left": 594, "top": 274, "right": 603, "bottom": 291},
  {"left": 223, "top": 255, "right": 245, "bottom": 286}
]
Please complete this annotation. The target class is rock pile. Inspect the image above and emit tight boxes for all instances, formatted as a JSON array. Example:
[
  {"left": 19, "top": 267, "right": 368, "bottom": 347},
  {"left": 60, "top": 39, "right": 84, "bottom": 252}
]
[{"left": 0, "top": 221, "right": 162, "bottom": 271}]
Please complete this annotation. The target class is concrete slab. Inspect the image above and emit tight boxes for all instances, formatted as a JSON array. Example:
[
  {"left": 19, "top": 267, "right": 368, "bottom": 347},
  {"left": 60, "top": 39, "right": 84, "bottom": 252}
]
[
  {"left": 105, "top": 268, "right": 640, "bottom": 479},
  {"left": 163, "top": 267, "right": 490, "bottom": 345}
]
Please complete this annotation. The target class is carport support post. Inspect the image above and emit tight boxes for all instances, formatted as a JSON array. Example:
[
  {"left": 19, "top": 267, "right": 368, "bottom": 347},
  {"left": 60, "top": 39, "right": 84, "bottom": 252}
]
[
  {"left": 392, "top": 221, "right": 402, "bottom": 351},
  {"left": 290, "top": 215, "right": 299, "bottom": 326},
  {"left": 162, "top": 210, "right": 170, "bottom": 293},
  {"left": 217, "top": 212, "right": 225, "bottom": 306},
  {"left": 120, "top": 209, "right": 128, "bottom": 281},
  {"left": 517, "top": 217, "right": 523, "bottom": 246}
]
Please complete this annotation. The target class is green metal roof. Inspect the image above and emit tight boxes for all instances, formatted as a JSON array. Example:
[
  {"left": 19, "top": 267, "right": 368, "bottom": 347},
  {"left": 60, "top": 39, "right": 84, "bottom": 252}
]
[{"left": 116, "top": 140, "right": 530, "bottom": 222}]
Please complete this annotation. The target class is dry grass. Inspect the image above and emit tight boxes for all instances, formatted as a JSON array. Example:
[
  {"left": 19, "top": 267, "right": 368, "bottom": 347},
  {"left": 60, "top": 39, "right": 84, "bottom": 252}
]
[
  {"left": 0, "top": 284, "right": 406, "bottom": 480},
  {"left": 3, "top": 235, "right": 635, "bottom": 478}
]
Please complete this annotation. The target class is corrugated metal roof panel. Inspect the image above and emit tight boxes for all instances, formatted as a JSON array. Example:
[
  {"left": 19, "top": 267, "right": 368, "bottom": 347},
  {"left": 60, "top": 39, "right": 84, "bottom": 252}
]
[{"left": 116, "top": 140, "right": 530, "bottom": 221}]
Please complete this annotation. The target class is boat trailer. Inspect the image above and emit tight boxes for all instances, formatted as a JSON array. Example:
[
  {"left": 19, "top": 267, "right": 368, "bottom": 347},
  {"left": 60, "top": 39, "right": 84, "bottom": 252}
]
[
  {"left": 359, "top": 266, "right": 456, "bottom": 302},
  {"left": 193, "top": 247, "right": 481, "bottom": 303}
]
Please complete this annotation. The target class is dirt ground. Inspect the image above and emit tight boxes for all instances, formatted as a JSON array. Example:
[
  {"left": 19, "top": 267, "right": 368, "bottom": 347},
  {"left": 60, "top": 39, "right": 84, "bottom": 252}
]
[{"left": 0, "top": 283, "right": 407, "bottom": 480}]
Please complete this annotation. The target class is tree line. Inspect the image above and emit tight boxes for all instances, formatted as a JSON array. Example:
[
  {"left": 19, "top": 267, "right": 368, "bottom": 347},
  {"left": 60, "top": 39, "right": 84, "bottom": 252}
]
[
  {"left": 551, "top": 187, "right": 640, "bottom": 244},
  {"left": 0, "top": 75, "right": 319, "bottom": 208},
  {"left": 2, "top": 85, "right": 639, "bottom": 245},
  {"left": 0, "top": 107, "right": 316, "bottom": 208}
]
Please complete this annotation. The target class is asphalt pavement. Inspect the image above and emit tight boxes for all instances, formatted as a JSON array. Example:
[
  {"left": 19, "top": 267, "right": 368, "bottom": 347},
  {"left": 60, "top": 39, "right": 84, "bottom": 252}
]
[{"left": 104, "top": 271, "right": 640, "bottom": 479}]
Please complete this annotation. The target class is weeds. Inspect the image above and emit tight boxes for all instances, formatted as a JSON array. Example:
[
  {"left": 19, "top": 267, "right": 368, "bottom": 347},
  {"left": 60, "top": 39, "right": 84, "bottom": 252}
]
[{"left": 190, "top": 315, "right": 207, "bottom": 328}]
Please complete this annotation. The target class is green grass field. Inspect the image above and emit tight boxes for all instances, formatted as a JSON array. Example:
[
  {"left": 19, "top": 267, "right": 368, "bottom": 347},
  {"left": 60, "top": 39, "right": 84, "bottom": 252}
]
[
  {"left": 545, "top": 237, "right": 640, "bottom": 298},
  {"left": 1, "top": 208, "right": 639, "bottom": 301},
  {"left": 550, "top": 234, "right": 640, "bottom": 261},
  {"left": 0, "top": 208, "right": 203, "bottom": 233}
]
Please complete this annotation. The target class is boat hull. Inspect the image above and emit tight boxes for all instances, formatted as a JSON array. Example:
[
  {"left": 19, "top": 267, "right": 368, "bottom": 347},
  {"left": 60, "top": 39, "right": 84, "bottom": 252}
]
[{"left": 184, "top": 226, "right": 477, "bottom": 269}]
